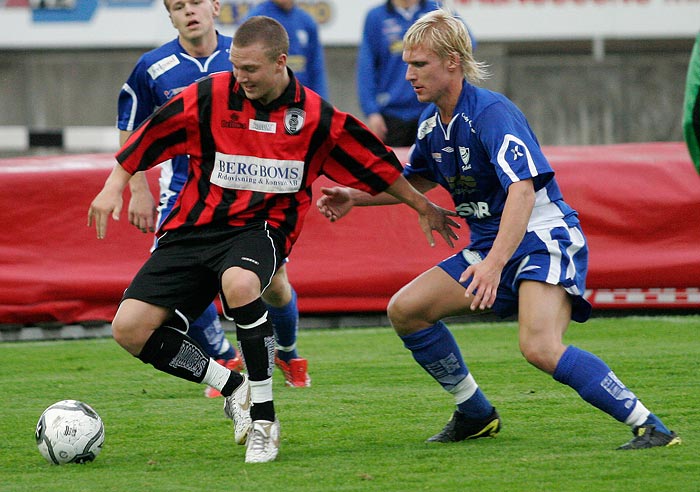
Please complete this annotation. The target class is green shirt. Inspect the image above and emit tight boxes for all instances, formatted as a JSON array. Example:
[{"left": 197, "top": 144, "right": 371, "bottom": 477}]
[{"left": 683, "top": 31, "right": 700, "bottom": 173}]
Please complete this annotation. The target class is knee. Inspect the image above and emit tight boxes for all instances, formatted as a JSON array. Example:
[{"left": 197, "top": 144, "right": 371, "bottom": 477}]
[
  {"left": 519, "top": 341, "right": 545, "bottom": 370},
  {"left": 519, "top": 339, "right": 562, "bottom": 375},
  {"left": 387, "top": 292, "right": 423, "bottom": 337},
  {"left": 387, "top": 292, "right": 404, "bottom": 327},
  {"left": 262, "top": 277, "right": 291, "bottom": 307},
  {"left": 111, "top": 303, "right": 163, "bottom": 356},
  {"left": 111, "top": 314, "right": 144, "bottom": 356},
  {"left": 222, "top": 267, "right": 262, "bottom": 309}
]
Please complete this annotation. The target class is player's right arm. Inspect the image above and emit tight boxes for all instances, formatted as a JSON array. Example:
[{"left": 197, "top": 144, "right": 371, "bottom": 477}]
[
  {"left": 117, "top": 55, "right": 160, "bottom": 234},
  {"left": 94, "top": 98, "right": 187, "bottom": 240},
  {"left": 120, "top": 129, "right": 157, "bottom": 233},
  {"left": 87, "top": 164, "right": 133, "bottom": 240}
]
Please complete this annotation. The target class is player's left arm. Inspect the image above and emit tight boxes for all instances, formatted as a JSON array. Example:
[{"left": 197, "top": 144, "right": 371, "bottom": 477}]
[
  {"left": 383, "top": 175, "right": 460, "bottom": 248},
  {"left": 317, "top": 173, "right": 436, "bottom": 219},
  {"left": 318, "top": 174, "right": 457, "bottom": 247}
]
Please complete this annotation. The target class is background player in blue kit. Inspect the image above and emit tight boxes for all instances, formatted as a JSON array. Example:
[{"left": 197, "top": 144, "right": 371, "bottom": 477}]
[
  {"left": 245, "top": 0, "right": 328, "bottom": 100},
  {"left": 357, "top": 0, "right": 441, "bottom": 147},
  {"left": 357, "top": 0, "right": 475, "bottom": 147},
  {"left": 118, "top": 0, "right": 310, "bottom": 392},
  {"left": 318, "top": 8, "right": 681, "bottom": 450}
]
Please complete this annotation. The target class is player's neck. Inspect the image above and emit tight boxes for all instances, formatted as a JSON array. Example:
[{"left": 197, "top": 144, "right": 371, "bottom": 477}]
[
  {"left": 180, "top": 31, "right": 219, "bottom": 58},
  {"left": 435, "top": 79, "right": 462, "bottom": 124},
  {"left": 437, "top": 88, "right": 461, "bottom": 123},
  {"left": 257, "top": 70, "right": 291, "bottom": 106}
]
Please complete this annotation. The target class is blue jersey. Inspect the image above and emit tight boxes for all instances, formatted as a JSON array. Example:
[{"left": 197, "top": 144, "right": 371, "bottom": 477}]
[
  {"left": 406, "top": 81, "right": 580, "bottom": 252},
  {"left": 116, "top": 33, "right": 233, "bottom": 222},
  {"left": 245, "top": 2, "right": 328, "bottom": 99},
  {"left": 357, "top": 1, "right": 476, "bottom": 122},
  {"left": 357, "top": 1, "right": 438, "bottom": 121}
]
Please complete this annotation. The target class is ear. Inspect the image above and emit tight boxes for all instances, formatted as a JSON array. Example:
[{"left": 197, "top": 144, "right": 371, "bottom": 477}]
[
  {"left": 277, "top": 53, "right": 288, "bottom": 71},
  {"left": 212, "top": 0, "right": 221, "bottom": 16},
  {"left": 447, "top": 52, "right": 460, "bottom": 71}
]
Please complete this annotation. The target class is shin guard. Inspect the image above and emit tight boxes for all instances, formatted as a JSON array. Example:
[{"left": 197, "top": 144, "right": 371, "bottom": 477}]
[{"left": 137, "top": 322, "right": 209, "bottom": 383}]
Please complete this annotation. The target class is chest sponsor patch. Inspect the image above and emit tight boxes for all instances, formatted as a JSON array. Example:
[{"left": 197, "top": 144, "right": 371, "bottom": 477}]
[
  {"left": 148, "top": 54, "right": 180, "bottom": 80},
  {"left": 211, "top": 152, "right": 304, "bottom": 193},
  {"left": 418, "top": 114, "right": 437, "bottom": 140},
  {"left": 249, "top": 119, "right": 277, "bottom": 133}
]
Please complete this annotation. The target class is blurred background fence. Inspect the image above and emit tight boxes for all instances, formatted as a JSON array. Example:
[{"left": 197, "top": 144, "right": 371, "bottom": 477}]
[{"left": 1, "top": 0, "right": 698, "bottom": 151}]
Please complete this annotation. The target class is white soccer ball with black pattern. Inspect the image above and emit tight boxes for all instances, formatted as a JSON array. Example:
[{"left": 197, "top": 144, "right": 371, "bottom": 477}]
[{"left": 35, "top": 400, "right": 105, "bottom": 465}]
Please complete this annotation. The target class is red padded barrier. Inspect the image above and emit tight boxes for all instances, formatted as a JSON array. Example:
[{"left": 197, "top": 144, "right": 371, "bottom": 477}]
[
  {"left": 543, "top": 143, "right": 700, "bottom": 289},
  {"left": 1, "top": 142, "right": 698, "bottom": 324}
]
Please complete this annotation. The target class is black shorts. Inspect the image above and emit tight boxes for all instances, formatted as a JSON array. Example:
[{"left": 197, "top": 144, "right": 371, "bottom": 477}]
[{"left": 123, "top": 222, "right": 285, "bottom": 324}]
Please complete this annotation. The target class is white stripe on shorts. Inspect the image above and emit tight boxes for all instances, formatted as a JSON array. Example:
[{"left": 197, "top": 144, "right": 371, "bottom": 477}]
[{"left": 534, "top": 228, "right": 562, "bottom": 285}]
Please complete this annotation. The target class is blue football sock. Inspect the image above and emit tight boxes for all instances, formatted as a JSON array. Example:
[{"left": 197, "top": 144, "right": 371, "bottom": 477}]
[
  {"left": 188, "top": 303, "right": 237, "bottom": 360},
  {"left": 401, "top": 321, "right": 493, "bottom": 420},
  {"left": 553, "top": 345, "right": 640, "bottom": 423},
  {"left": 643, "top": 413, "right": 672, "bottom": 435},
  {"left": 456, "top": 386, "right": 494, "bottom": 421},
  {"left": 266, "top": 287, "right": 299, "bottom": 363}
]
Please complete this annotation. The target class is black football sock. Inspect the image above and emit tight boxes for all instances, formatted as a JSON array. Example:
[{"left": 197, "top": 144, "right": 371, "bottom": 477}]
[
  {"left": 229, "top": 298, "right": 276, "bottom": 422},
  {"left": 137, "top": 325, "right": 210, "bottom": 383}
]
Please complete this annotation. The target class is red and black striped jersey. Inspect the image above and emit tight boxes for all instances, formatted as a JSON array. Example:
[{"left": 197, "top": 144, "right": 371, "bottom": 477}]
[{"left": 116, "top": 70, "right": 403, "bottom": 257}]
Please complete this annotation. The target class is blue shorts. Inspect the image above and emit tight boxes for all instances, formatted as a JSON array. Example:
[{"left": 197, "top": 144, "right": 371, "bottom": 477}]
[{"left": 438, "top": 224, "right": 592, "bottom": 322}]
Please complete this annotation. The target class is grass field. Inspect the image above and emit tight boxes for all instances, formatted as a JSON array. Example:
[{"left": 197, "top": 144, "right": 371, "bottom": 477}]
[{"left": 1, "top": 315, "right": 698, "bottom": 492}]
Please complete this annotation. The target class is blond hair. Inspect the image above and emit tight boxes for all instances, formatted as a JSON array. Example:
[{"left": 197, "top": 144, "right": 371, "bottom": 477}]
[{"left": 404, "top": 9, "right": 489, "bottom": 84}]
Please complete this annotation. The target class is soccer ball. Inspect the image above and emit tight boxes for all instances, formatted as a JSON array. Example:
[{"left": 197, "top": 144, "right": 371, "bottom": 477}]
[{"left": 35, "top": 400, "right": 105, "bottom": 465}]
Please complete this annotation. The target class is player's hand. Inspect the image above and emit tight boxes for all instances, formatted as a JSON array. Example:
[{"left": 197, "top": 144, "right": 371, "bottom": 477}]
[
  {"left": 87, "top": 188, "right": 123, "bottom": 240},
  {"left": 317, "top": 186, "right": 354, "bottom": 222},
  {"left": 416, "top": 201, "right": 460, "bottom": 248},
  {"left": 128, "top": 188, "right": 157, "bottom": 233},
  {"left": 459, "top": 257, "right": 501, "bottom": 310}
]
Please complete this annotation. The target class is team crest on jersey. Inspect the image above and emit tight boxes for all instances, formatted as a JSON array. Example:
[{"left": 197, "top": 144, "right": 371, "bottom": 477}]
[
  {"left": 284, "top": 108, "right": 305, "bottom": 135},
  {"left": 459, "top": 147, "right": 471, "bottom": 171},
  {"left": 417, "top": 115, "right": 437, "bottom": 140}
]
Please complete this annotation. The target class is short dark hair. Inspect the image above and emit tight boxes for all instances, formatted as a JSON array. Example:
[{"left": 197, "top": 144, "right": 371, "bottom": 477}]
[{"left": 233, "top": 16, "right": 289, "bottom": 61}]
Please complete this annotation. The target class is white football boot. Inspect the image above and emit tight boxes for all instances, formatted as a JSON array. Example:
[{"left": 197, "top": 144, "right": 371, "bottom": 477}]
[
  {"left": 223, "top": 374, "right": 252, "bottom": 445},
  {"left": 245, "top": 419, "right": 280, "bottom": 463}
]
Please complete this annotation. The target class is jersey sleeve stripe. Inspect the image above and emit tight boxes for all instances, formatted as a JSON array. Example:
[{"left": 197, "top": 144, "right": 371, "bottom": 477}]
[
  {"left": 184, "top": 78, "right": 217, "bottom": 226},
  {"left": 327, "top": 145, "right": 391, "bottom": 192},
  {"left": 343, "top": 114, "right": 400, "bottom": 163}
]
